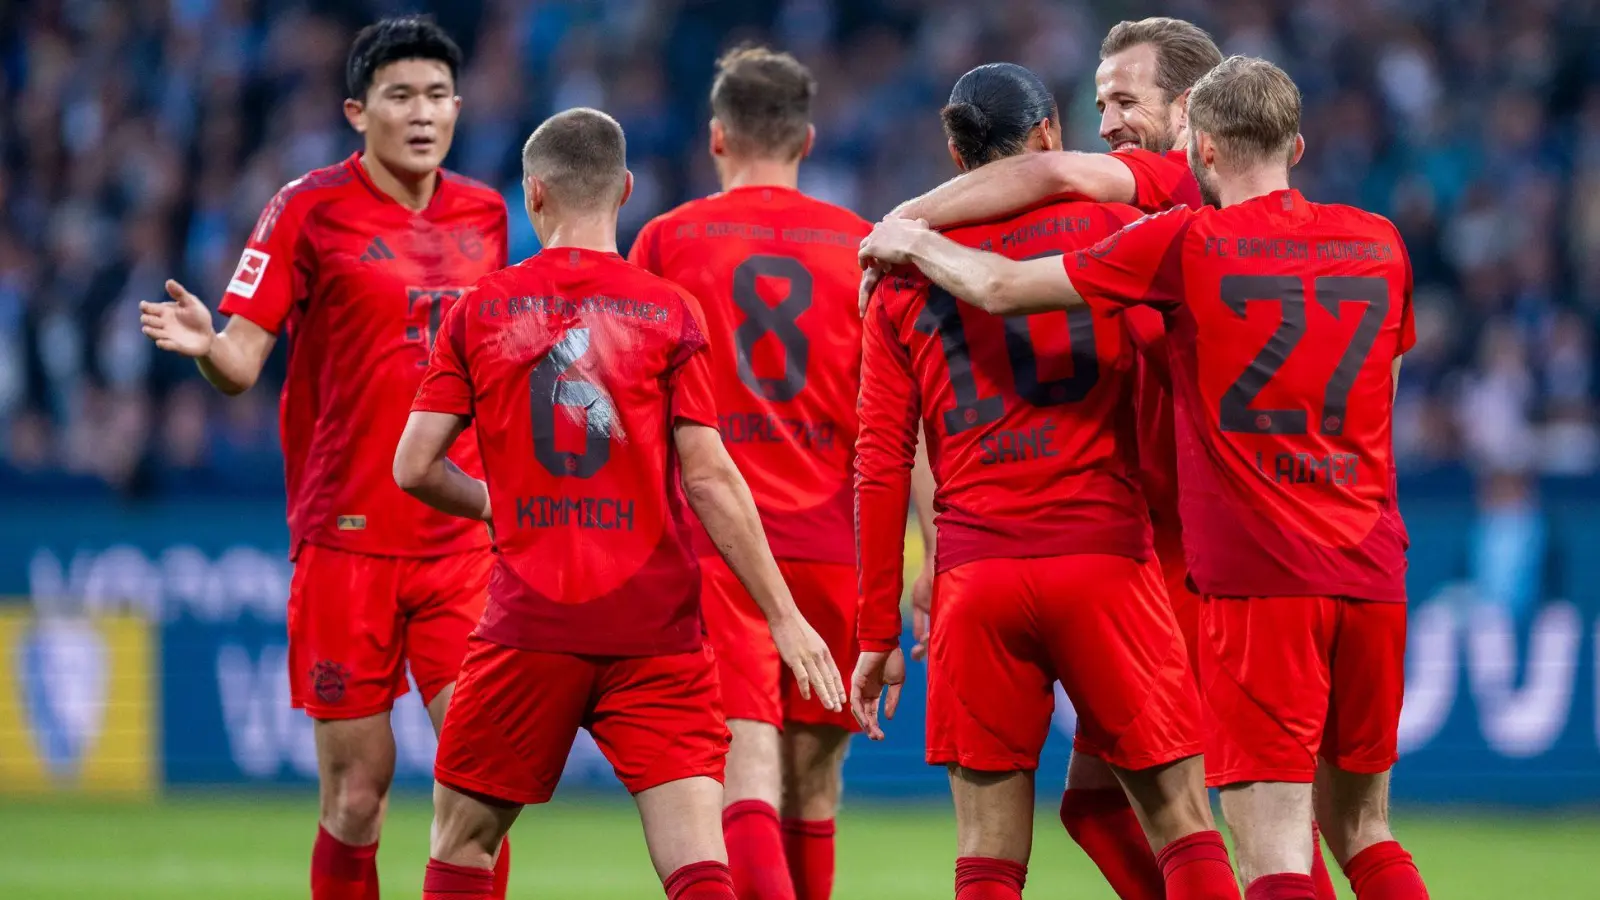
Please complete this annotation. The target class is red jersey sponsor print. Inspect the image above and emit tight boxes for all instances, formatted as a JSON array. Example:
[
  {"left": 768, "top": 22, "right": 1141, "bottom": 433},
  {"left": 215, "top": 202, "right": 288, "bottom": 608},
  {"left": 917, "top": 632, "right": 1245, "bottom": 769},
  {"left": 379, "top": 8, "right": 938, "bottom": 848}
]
[
  {"left": 855, "top": 200, "right": 1150, "bottom": 650},
  {"left": 1068, "top": 190, "right": 1415, "bottom": 602},
  {"left": 1112, "top": 148, "right": 1204, "bottom": 214},
  {"left": 630, "top": 186, "right": 870, "bottom": 564},
  {"left": 412, "top": 248, "right": 719, "bottom": 657},
  {"left": 220, "top": 153, "right": 508, "bottom": 559}
]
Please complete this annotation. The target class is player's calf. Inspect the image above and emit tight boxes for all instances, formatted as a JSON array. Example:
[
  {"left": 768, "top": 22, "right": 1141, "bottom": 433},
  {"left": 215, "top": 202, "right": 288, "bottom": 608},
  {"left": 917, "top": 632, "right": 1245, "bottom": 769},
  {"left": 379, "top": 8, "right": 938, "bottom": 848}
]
[
  {"left": 1315, "top": 767, "right": 1429, "bottom": 900},
  {"left": 425, "top": 781, "right": 519, "bottom": 900},
  {"left": 948, "top": 767, "right": 1033, "bottom": 900},
  {"left": 780, "top": 723, "right": 849, "bottom": 900},
  {"left": 637, "top": 776, "right": 739, "bottom": 899},
  {"left": 1061, "top": 749, "right": 1164, "bottom": 900},
  {"left": 1113, "top": 756, "right": 1242, "bottom": 900},
  {"left": 310, "top": 714, "right": 395, "bottom": 899},
  {"left": 722, "top": 719, "right": 795, "bottom": 899}
]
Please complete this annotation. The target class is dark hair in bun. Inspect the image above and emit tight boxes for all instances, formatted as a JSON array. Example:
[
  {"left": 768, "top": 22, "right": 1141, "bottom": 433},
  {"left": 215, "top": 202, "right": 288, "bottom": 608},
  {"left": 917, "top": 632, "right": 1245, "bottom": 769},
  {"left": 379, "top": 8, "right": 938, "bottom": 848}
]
[{"left": 941, "top": 62, "right": 1058, "bottom": 168}]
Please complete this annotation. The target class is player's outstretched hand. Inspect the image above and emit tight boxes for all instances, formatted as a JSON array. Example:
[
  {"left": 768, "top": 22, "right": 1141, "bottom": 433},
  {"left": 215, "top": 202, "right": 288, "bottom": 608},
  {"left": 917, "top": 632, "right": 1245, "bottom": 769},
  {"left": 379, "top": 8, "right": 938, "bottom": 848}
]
[
  {"left": 909, "top": 559, "right": 934, "bottom": 662},
  {"left": 140, "top": 280, "right": 217, "bottom": 358},
  {"left": 850, "top": 647, "right": 906, "bottom": 741},
  {"left": 858, "top": 217, "right": 930, "bottom": 269},
  {"left": 770, "top": 612, "right": 845, "bottom": 713}
]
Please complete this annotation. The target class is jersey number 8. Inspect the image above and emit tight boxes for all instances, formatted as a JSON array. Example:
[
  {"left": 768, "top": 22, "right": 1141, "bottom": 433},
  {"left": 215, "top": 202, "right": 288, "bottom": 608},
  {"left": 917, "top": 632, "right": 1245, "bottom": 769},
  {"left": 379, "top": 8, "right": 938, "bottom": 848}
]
[{"left": 731, "top": 255, "right": 813, "bottom": 402}]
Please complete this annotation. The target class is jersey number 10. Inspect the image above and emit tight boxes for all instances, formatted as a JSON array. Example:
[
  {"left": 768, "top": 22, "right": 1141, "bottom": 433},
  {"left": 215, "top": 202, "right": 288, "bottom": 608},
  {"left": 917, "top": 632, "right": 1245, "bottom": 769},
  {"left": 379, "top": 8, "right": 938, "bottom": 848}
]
[{"left": 915, "top": 252, "right": 1100, "bottom": 436}]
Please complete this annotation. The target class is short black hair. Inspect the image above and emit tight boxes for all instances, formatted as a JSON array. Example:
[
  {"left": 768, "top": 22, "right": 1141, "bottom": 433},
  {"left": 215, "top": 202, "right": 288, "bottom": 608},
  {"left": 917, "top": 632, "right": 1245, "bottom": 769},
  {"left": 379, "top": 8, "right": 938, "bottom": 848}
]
[
  {"left": 346, "top": 16, "right": 463, "bottom": 100},
  {"left": 522, "top": 108, "right": 628, "bottom": 208},
  {"left": 942, "top": 63, "right": 1058, "bottom": 168}
]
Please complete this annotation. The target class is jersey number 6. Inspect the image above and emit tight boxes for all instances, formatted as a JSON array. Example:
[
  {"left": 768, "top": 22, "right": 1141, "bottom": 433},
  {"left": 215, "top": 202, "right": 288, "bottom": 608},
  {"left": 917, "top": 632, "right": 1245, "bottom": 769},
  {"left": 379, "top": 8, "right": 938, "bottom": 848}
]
[
  {"left": 916, "top": 251, "right": 1100, "bottom": 436},
  {"left": 530, "top": 328, "right": 616, "bottom": 478},
  {"left": 1219, "top": 274, "right": 1389, "bottom": 437}
]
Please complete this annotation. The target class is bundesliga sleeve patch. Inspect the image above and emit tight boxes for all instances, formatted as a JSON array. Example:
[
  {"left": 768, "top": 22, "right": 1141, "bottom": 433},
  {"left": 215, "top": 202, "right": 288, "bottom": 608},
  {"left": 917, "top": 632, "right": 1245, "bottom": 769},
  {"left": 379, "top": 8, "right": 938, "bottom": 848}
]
[{"left": 227, "top": 249, "right": 271, "bottom": 298}]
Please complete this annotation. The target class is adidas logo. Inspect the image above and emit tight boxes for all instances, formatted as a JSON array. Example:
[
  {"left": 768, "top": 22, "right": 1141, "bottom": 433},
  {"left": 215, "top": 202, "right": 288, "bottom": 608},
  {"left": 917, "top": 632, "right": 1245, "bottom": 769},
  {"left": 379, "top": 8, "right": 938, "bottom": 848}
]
[{"left": 359, "top": 236, "right": 396, "bottom": 263}]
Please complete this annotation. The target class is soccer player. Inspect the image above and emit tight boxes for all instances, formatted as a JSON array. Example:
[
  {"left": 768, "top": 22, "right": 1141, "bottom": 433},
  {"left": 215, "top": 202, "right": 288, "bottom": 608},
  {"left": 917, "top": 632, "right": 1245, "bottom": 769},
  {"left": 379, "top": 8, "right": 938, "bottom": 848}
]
[
  {"left": 872, "top": 22, "right": 1339, "bottom": 899},
  {"left": 852, "top": 63, "right": 1241, "bottom": 900},
  {"left": 629, "top": 46, "right": 896, "bottom": 900},
  {"left": 859, "top": 56, "right": 1431, "bottom": 900},
  {"left": 138, "top": 17, "right": 512, "bottom": 899},
  {"left": 395, "top": 108, "right": 844, "bottom": 900}
]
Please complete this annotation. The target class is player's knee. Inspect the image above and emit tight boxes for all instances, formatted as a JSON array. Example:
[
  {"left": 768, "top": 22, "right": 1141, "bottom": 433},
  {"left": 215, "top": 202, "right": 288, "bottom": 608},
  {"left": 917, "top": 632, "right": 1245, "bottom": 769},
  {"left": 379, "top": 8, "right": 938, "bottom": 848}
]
[
  {"left": 1315, "top": 765, "right": 1394, "bottom": 864},
  {"left": 725, "top": 720, "right": 784, "bottom": 806},
  {"left": 324, "top": 774, "right": 388, "bottom": 836},
  {"left": 781, "top": 725, "right": 849, "bottom": 818}
]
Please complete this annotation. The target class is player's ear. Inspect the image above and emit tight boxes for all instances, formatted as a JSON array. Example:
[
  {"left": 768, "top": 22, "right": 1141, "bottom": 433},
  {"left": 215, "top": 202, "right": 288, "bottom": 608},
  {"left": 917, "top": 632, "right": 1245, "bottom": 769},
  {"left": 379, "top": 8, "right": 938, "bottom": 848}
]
[
  {"left": 524, "top": 174, "right": 546, "bottom": 215},
  {"left": 709, "top": 119, "right": 727, "bottom": 157},
  {"left": 1033, "top": 118, "right": 1059, "bottom": 153},
  {"left": 343, "top": 97, "right": 367, "bottom": 135},
  {"left": 799, "top": 124, "right": 816, "bottom": 161},
  {"left": 618, "top": 171, "right": 635, "bottom": 209},
  {"left": 947, "top": 139, "right": 967, "bottom": 173},
  {"left": 1172, "top": 88, "right": 1192, "bottom": 129},
  {"left": 1289, "top": 134, "right": 1306, "bottom": 168}
]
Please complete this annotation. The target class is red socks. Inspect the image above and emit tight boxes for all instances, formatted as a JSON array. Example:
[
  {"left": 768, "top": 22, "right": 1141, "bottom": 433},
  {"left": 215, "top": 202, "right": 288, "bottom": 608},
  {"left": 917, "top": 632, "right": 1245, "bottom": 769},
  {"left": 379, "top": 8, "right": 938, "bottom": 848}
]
[
  {"left": 311, "top": 825, "right": 378, "bottom": 900},
  {"left": 1343, "top": 841, "right": 1429, "bottom": 900},
  {"left": 723, "top": 800, "right": 797, "bottom": 900},
  {"left": 1310, "top": 823, "right": 1336, "bottom": 900},
  {"left": 1155, "top": 831, "right": 1243, "bottom": 900},
  {"left": 1059, "top": 788, "right": 1165, "bottom": 900},
  {"left": 781, "top": 817, "right": 836, "bottom": 900},
  {"left": 1246, "top": 873, "right": 1318, "bottom": 899},
  {"left": 492, "top": 837, "right": 511, "bottom": 899},
  {"left": 665, "top": 861, "right": 738, "bottom": 899},
  {"left": 955, "top": 856, "right": 1027, "bottom": 899},
  {"left": 424, "top": 858, "right": 494, "bottom": 900}
]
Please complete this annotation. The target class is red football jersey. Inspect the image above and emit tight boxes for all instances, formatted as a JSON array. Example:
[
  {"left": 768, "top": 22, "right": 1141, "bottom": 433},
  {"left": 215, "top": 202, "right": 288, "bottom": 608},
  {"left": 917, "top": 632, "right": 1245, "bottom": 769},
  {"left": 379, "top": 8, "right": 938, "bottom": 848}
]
[
  {"left": 220, "top": 153, "right": 508, "bottom": 559},
  {"left": 1112, "top": 148, "right": 1204, "bottom": 214},
  {"left": 1111, "top": 147, "right": 1203, "bottom": 567},
  {"left": 1068, "top": 190, "right": 1415, "bottom": 602},
  {"left": 412, "top": 248, "right": 718, "bottom": 657},
  {"left": 856, "top": 200, "right": 1149, "bottom": 650},
  {"left": 630, "top": 186, "right": 871, "bottom": 565}
]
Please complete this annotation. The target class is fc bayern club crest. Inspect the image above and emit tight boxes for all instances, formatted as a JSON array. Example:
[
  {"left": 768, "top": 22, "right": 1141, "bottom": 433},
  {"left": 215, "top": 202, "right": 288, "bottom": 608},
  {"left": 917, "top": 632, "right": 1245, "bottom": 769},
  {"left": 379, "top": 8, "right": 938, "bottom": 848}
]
[
  {"left": 451, "top": 226, "right": 485, "bottom": 261},
  {"left": 310, "top": 660, "right": 351, "bottom": 704}
]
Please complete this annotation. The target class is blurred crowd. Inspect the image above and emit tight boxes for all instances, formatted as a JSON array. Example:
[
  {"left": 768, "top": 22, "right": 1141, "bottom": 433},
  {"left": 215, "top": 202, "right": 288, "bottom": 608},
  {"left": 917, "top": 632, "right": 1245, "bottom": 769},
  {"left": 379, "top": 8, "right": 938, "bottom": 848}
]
[{"left": 4, "top": 0, "right": 1600, "bottom": 496}]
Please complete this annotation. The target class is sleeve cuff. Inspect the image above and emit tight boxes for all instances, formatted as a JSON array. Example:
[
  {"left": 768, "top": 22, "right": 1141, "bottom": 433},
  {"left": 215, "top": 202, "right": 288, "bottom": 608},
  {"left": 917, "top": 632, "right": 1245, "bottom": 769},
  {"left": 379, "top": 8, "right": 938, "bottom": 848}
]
[{"left": 411, "top": 397, "right": 472, "bottom": 416}]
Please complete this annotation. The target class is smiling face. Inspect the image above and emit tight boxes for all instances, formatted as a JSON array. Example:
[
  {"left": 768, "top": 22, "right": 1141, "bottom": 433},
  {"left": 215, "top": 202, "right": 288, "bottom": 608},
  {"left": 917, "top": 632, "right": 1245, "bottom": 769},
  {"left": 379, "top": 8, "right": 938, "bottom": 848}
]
[
  {"left": 345, "top": 58, "right": 460, "bottom": 178},
  {"left": 1094, "top": 43, "right": 1181, "bottom": 154}
]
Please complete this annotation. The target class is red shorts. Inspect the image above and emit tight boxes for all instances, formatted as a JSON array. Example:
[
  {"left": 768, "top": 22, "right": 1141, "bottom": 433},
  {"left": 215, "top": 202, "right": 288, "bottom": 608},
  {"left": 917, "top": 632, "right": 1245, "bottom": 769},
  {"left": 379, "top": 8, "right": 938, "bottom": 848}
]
[
  {"left": 287, "top": 543, "right": 493, "bottom": 719},
  {"left": 1200, "top": 595, "right": 1407, "bottom": 787},
  {"left": 434, "top": 637, "right": 731, "bottom": 805},
  {"left": 699, "top": 555, "right": 859, "bottom": 732},
  {"left": 929, "top": 554, "right": 1201, "bottom": 773},
  {"left": 1158, "top": 548, "right": 1202, "bottom": 678}
]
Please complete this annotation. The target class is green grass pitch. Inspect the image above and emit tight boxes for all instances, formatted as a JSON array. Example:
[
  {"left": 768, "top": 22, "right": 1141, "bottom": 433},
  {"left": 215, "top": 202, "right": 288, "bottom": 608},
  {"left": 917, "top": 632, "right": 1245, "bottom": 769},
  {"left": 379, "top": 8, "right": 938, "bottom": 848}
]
[{"left": 1, "top": 794, "right": 1595, "bottom": 898}]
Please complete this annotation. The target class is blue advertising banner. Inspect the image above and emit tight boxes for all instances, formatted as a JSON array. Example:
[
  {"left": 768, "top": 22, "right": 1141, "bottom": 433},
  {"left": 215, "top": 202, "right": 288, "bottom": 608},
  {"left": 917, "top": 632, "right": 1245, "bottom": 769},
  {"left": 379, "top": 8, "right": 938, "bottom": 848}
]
[{"left": 4, "top": 494, "right": 1600, "bottom": 804}]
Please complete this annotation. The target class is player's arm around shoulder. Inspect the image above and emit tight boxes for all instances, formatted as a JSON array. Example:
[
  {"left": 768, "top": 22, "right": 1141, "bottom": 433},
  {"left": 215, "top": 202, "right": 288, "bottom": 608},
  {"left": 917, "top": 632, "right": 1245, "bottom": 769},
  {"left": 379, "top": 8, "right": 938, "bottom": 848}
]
[
  {"left": 860, "top": 217, "right": 1081, "bottom": 316},
  {"left": 894, "top": 150, "right": 1137, "bottom": 227}
]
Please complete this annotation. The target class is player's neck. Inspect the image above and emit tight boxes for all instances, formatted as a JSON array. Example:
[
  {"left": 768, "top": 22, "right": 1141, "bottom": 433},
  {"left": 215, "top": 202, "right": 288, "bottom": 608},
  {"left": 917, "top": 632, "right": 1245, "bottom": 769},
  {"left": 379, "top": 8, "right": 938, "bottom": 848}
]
[
  {"left": 538, "top": 218, "right": 619, "bottom": 255},
  {"left": 1217, "top": 168, "right": 1291, "bottom": 208},
  {"left": 718, "top": 157, "right": 802, "bottom": 192},
  {"left": 360, "top": 151, "right": 438, "bottom": 212}
]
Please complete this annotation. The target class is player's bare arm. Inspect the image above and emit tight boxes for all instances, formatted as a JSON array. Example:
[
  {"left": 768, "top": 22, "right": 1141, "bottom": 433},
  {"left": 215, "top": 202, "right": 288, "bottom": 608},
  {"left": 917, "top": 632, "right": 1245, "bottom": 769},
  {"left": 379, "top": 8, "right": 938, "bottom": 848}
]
[
  {"left": 674, "top": 421, "right": 846, "bottom": 712},
  {"left": 860, "top": 218, "right": 1081, "bottom": 316},
  {"left": 393, "top": 410, "right": 492, "bottom": 522},
  {"left": 894, "top": 151, "right": 1136, "bottom": 227},
  {"left": 139, "top": 279, "right": 275, "bottom": 396}
]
